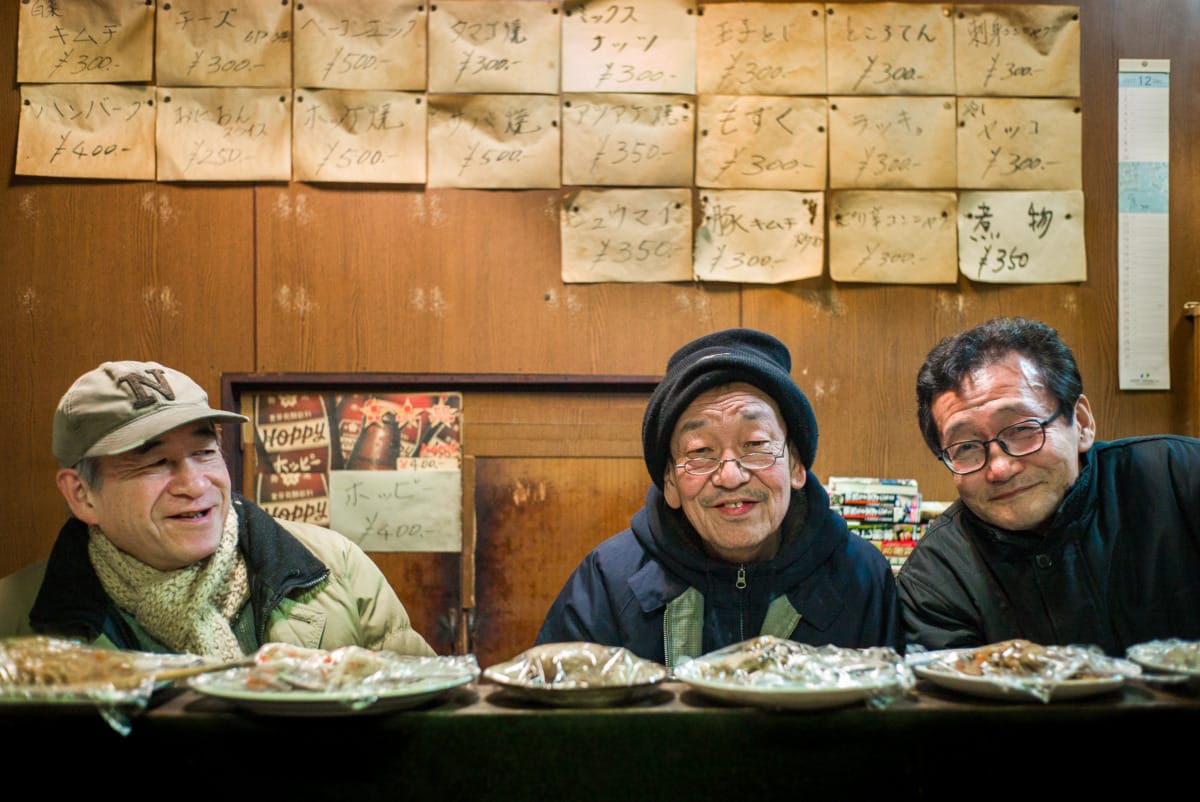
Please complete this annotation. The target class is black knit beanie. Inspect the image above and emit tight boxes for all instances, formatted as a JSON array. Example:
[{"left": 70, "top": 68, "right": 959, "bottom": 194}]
[{"left": 642, "top": 328, "right": 818, "bottom": 490}]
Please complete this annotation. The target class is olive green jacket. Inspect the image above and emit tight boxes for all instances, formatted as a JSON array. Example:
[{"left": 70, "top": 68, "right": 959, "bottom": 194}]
[{"left": 0, "top": 495, "right": 435, "bottom": 658}]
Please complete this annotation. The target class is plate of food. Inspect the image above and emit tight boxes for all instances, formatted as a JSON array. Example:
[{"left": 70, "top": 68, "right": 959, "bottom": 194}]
[
  {"left": 672, "top": 635, "right": 914, "bottom": 711},
  {"left": 188, "top": 643, "right": 480, "bottom": 716},
  {"left": 483, "top": 642, "right": 670, "bottom": 707},
  {"left": 0, "top": 635, "right": 214, "bottom": 708},
  {"left": 1126, "top": 639, "right": 1200, "bottom": 677},
  {"left": 910, "top": 639, "right": 1139, "bottom": 702}
]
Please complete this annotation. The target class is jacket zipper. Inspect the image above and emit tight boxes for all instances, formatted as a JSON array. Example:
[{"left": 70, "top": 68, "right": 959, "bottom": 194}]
[
  {"left": 258, "top": 569, "right": 330, "bottom": 641},
  {"left": 736, "top": 564, "right": 747, "bottom": 641}
]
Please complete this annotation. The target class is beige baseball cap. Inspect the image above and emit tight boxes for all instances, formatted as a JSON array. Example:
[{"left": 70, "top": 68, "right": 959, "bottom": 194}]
[{"left": 52, "top": 360, "right": 248, "bottom": 467}]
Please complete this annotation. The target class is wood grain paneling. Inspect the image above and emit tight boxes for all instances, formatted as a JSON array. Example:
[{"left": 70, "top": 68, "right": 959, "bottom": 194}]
[
  {"left": 3, "top": 1, "right": 1200, "bottom": 665},
  {"left": 474, "top": 456, "right": 648, "bottom": 668},
  {"left": 251, "top": 185, "right": 742, "bottom": 375}
]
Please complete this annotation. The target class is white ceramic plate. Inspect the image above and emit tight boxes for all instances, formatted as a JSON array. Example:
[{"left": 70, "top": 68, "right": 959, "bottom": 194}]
[
  {"left": 482, "top": 643, "right": 670, "bottom": 708},
  {"left": 676, "top": 675, "right": 894, "bottom": 711},
  {"left": 189, "top": 669, "right": 475, "bottom": 716},
  {"left": 672, "top": 636, "right": 914, "bottom": 711},
  {"left": 913, "top": 663, "right": 1127, "bottom": 702}
]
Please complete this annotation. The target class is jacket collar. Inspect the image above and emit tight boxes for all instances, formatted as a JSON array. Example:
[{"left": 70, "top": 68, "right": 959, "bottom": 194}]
[
  {"left": 233, "top": 496, "right": 329, "bottom": 641},
  {"left": 957, "top": 447, "right": 1097, "bottom": 556},
  {"left": 29, "top": 494, "right": 328, "bottom": 647},
  {"left": 628, "top": 478, "right": 847, "bottom": 633}
]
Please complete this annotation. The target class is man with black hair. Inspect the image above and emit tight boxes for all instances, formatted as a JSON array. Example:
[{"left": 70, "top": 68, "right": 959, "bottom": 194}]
[{"left": 898, "top": 317, "right": 1200, "bottom": 656}]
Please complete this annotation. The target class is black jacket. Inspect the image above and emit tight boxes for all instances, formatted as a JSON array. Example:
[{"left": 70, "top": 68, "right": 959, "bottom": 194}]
[{"left": 896, "top": 435, "right": 1200, "bottom": 656}]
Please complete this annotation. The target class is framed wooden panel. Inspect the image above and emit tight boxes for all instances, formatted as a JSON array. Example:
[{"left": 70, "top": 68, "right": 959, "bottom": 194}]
[{"left": 220, "top": 373, "right": 658, "bottom": 662}]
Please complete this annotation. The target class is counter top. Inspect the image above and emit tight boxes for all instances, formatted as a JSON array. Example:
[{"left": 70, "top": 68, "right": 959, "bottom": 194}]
[{"left": 6, "top": 678, "right": 1196, "bottom": 800}]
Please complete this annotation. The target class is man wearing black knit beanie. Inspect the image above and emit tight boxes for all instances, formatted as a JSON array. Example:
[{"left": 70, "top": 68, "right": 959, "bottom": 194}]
[{"left": 536, "top": 328, "right": 903, "bottom": 666}]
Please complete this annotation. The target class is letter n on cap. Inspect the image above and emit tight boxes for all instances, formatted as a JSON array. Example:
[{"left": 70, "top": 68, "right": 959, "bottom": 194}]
[{"left": 118, "top": 369, "right": 176, "bottom": 409}]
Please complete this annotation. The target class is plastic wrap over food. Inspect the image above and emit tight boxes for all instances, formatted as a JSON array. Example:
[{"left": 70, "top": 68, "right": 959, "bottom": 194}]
[
  {"left": 486, "top": 642, "right": 669, "bottom": 689},
  {"left": 919, "top": 639, "right": 1140, "bottom": 702},
  {"left": 1126, "top": 638, "right": 1200, "bottom": 681},
  {"left": 0, "top": 636, "right": 204, "bottom": 734},
  {"left": 235, "top": 642, "right": 480, "bottom": 693},
  {"left": 0, "top": 635, "right": 159, "bottom": 697},
  {"left": 675, "top": 635, "right": 915, "bottom": 708}
]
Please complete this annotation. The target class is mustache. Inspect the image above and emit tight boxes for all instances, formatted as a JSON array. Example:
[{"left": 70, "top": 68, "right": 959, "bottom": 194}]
[{"left": 701, "top": 490, "right": 769, "bottom": 508}]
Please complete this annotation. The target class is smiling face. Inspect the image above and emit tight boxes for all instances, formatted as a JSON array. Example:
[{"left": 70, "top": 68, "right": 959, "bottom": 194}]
[
  {"left": 932, "top": 353, "right": 1095, "bottom": 532},
  {"left": 56, "top": 421, "right": 232, "bottom": 571},
  {"left": 662, "top": 383, "right": 806, "bottom": 563}
]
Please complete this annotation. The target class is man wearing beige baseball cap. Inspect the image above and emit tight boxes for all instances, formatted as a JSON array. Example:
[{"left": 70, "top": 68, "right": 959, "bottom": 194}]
[{"left": 0, "top": 360, "right": 435, "bottom": 659}]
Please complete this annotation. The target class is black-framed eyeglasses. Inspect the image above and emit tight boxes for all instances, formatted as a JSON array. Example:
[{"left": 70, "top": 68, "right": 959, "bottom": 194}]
[
  {"left": 675, "top": 448, "right": 786, "bottom": 477},
  {"left": 938, "top": 410, "right": 1062, "bottom": 475}
]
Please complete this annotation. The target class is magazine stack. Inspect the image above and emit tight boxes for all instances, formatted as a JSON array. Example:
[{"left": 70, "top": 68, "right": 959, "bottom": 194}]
[{"left": 827, "top": 476, "right": 924, "bottom": 573}]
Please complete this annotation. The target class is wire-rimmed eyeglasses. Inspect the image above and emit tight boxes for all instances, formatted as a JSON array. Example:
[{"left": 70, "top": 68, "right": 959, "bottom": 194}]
[
  {"left": 938, "top": 410, "right": 1062, "bottom": 475},
  {"left": 675, "top": 448, "right": 786, "bottom": 477}
]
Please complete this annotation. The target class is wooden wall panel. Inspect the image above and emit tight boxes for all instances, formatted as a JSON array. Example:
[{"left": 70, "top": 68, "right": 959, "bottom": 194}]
[
  {"left": 464, "top": 391, "right": 650, "bottom": 457},
  {"left": 369, "top": 551, "right": 461, "bottom": 656},
  {"left": 224, "top": 383, "right": 652, "bottom": 661},
  {"left": 474, "top": 457, "right": 647, "bottom": 668},
  {"left": 251, "top": 185, "right": 742, "bottom": 374},
  {"left": 0, "top": 0, "right": 258, "bottom": 575},
  {"left": 0, "top": 180, "right": 256, "bottom": 571},
  {"left": 4, "top": 1, "right": 1200, "bottom": 665}
]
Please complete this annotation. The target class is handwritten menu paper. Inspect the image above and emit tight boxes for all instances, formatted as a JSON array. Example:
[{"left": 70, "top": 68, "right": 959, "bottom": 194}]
[
  {"left": 293, "top": 90, "right": 427, "bottom": 184},
  {"left": 16, "top": 84, "right": 156, "bottom": 179},
  {"left": 155, "top": 87, "right": 291, "bottom": 182},
  {"left": 825, "top": 2, "right": 955, "bottom": 96},
  {"left": 829, "top": 190, "right": 957, "bottom": 284},
  {"left": 828, "top": 96, "right": 956, "bottom": 189},
  {"left": 958, "top": 190, "right": 1085, "bottom": 284},
  {"left": 429, "top": 0, "right": 562, "bottom": 94},
  {"left": 561, "top": 188, "right": 693, "bottom": 282},
  {"left": 696, "top": 2, "right": 826, "bottom": 95},
  {"left": 957, "top": 97, "right": 1081, "bottom": 189},
  {"left": 695, "top": 95, "right": 827, "bottom": 190},
  {"left": 327, "top": 392, "right": 464, "bottom": 552},
  {"left": 427, "top": 93, "right": 561, "bottom": 188},
  {"left": 562, "top": 94, "right": 694, "bottom": 186},
  {"left": 156, "top": 1, "right": 292, "bottom": 88},
  {"left": 694, "top": 189, "right": 824, "bottom": 284},
  {"left": 293, "top": 0, "right": 427, "bottom": 91},
  {"left": 562, "top": 0, "right": 696, "bottom": 94},
  {"left": 17, "top": 0, "right": 154, "bottom": 83},
  {"left": 330, "top": 470, "right": 463, "bottom": 553},
  {"left": 954, "top": 5, "right": 1081, "bottom": 97}
]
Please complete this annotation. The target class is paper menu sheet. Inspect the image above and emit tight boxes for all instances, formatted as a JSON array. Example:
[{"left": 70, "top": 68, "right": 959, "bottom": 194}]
[{"left": 1117, "top": 59, "right": 1170, "bottom": 390}]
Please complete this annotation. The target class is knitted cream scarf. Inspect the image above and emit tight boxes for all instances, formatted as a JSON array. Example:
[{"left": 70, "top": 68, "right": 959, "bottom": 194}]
[{"left": 88, "top": 506, "right": 250, "bottom": 660}]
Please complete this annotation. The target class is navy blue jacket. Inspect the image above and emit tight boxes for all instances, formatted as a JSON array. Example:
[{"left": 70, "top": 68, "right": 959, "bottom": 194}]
[
  {"left": 536, "top": 474, "right": 904, "bottom": 664},
  {"left": 897, "top": 436, "right": 1200, "bottom": 656}
]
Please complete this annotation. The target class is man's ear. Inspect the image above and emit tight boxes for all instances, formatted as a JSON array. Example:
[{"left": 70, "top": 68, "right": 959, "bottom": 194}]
[
  {"left": 789, "top": 447, "right": 807, "bottom": 490},
  {"left": 56, "top": 469, "right": 100, "bottom": 524},
  {"left": 663, "top": 465, "right": 682, "bottom": 509},
  {"left": 1073, "top": 394, "right": 1097, "bottom": 452}
]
